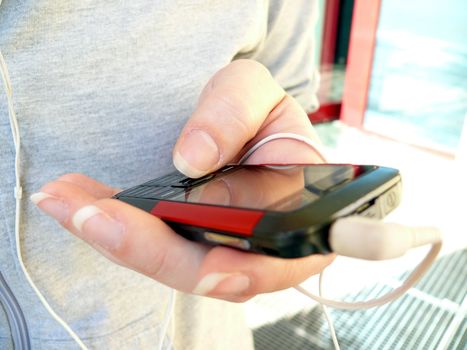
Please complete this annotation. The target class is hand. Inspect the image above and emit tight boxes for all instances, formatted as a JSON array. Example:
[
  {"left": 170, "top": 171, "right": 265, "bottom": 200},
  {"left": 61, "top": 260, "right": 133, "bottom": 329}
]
[
  {"left": 173, "top": 59, "right": 324, "bottom": 177},
  {"left": 32, "top": 60, "right": 334, "bottom": 302}
]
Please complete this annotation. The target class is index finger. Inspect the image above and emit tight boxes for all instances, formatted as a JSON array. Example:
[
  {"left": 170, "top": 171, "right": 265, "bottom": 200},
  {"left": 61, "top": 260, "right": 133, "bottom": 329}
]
[{"left": 173, "top": 59, "right": 285, "bottom": 178}]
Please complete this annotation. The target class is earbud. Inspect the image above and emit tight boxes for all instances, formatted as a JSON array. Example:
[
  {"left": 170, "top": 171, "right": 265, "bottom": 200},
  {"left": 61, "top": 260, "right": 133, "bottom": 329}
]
[
  {"left": 330, "top": 216, "right": 442, "bottom": 260},
  {"left": 240, "top": 133, "right": 443, "bottom": 350}
]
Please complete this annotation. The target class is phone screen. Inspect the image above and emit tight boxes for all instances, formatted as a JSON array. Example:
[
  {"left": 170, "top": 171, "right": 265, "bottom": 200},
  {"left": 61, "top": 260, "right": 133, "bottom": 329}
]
[{"left": 169, "top": 165, "right": 375, "bottom": 212}]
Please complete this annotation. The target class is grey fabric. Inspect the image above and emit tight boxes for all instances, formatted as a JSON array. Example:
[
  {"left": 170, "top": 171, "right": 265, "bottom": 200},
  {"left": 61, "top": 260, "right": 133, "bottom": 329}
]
[
  {"left": 0, "top": 1, "right": 319, "bottom": 348},
  {"left": 0, "top": 302, "right": 13, "bottom": 350}
]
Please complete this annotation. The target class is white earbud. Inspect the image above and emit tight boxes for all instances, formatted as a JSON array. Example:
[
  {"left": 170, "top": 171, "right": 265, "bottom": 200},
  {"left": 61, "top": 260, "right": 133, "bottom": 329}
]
[
  {"left": 330, "top": 216, "right": 442, "bottom": 260},
  {"left": 242, "top": 133, "right": 443, "bottom": 350}
]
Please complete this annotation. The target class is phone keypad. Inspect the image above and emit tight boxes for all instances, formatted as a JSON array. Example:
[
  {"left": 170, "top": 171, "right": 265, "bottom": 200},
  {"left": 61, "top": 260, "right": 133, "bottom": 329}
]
[
  {"left": 117, "top": 185, "right": 181, "bottom": 199},
  {"left": 142, "top": 173, "right": 185, "bottom": 187},
  {"left": 118, "top": 166, "right": 239, "bottom": 199},
  {"left": 171, "top": 174, "right": 215, "bottom": 188}
]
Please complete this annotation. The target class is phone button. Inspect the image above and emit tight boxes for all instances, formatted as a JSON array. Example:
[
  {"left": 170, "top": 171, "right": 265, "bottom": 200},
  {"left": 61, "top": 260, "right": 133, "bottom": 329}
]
[
  {"left": 143, "top": 173, "right": 185, "bottom": 187},
  {"left": 203, "top": 232, "right": 251, "bottom": 250},
  {"left": 377, "top": 182, "right": 402, "bottom": 216},
  {"left": 172, "top": 174, "right": 215, "bottom": 188}
]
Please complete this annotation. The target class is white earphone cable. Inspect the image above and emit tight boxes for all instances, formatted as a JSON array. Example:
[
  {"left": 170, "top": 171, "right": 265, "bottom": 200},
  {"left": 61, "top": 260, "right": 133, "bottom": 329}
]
[
  {"left": 2, "top": 43, "right": 441, "bottom": 348},
  {"left": 1, "top": 49, "right": 89, "bottom": 350},
  {"left": 294, "top": 241, "right": 442, "bottom": 310},
  {"left": 240, "top": 131, "right": 442, "bottom": 350},
  {"left": 238, "top": 132, "right": 327, "bottom": 164},
  {"left": 156, "top": 288, "right": 176, "bottom": 350},
  {"left": 318, "top": 272, "right": 341, "bottom": 350},
  {"left": 1, "top": 48, "right": 175, "bottom": 350},
  {"left": 237, "top": 131, "right": 342, "bottom": 347}
]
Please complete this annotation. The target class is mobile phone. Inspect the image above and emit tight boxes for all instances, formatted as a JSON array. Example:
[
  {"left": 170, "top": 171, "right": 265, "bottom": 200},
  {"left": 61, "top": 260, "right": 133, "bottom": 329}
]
[{"left": 113, "top": 164, "right": 402, "bottom": 258}]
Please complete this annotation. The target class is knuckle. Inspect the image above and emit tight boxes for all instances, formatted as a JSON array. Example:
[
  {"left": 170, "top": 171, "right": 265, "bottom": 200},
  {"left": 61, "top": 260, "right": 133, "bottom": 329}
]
[
  {"left": 277, "top": 260, "right": 303, "bottom": 288},
  {"left": 40, "top": 179, "right": 70, "bottom": 195},
  {"left": 108, "top": 236, "right": 170, "bottom": 283},
  {"left": 57, "top": 173, "right": 86, "bottom": 183},
  {"left": 210, "top": 92, "right": 253, "bottom": 137},
  {"left": 140, "top": 246, "right": 171, "bottom": 281}
]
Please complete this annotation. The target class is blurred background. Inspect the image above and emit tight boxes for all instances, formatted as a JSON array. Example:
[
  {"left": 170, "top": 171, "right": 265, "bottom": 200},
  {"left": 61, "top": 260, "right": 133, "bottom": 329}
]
[{"left": 245, "top": 0, "right": 466, "bottom": 349}]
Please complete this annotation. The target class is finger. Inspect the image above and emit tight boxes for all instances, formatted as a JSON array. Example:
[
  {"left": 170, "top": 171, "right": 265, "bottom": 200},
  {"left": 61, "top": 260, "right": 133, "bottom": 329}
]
[
  {"left": 194, "top": 246, "right": 336, "bottom": 302},
  {"left": 57, "top": 173, "right": 120, "bottom": 198},
  {"left": 32, "top": 177, "right": 334, "bottom": 302},
  {"left": 31, "top": 180, "right": 209, "bottom": 293},
  {"left": 173, "top": 59, "right": 285, "bottom": 178},
  {"left": 238, "top": 95, "right": 325, "bottom": 165}
]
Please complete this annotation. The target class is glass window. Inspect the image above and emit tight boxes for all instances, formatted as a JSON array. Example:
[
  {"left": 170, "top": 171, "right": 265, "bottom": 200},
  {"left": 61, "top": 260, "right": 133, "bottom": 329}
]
[{"left": 364, "top": 0, "right": 467, "bottom": 152}]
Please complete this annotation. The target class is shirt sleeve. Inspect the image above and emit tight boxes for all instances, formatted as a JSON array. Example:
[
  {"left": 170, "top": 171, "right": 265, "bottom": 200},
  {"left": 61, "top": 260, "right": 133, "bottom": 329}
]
[{"left": 236, "top": 0, "right": 321, "bottom": 113}]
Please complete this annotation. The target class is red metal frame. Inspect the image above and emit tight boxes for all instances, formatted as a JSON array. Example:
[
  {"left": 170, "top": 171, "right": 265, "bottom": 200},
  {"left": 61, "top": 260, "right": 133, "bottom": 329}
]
[
  {"left": 308, "top": 102, "right": 341, "bottom": 124},
  {"left": 340, "top": 0, "right": 382, "bottom": 127},
  {"left": 308, "top": 0, "right": 342, "bottom": 123},
  {"left": 320, "top": 0, "right": 341, "bottom": 66}
]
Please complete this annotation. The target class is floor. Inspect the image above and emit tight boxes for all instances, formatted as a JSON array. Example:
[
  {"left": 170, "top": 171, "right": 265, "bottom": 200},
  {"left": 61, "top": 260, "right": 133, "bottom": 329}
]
[
  {"left": 252, "top": 250, "right": 466, "bottom": 350},
  {"left": 243, "top": 121, "right": 467, "bottom": 349}
]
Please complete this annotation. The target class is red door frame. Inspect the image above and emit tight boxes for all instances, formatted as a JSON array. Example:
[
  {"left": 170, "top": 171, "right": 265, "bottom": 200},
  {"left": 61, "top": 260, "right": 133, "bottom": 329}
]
[
  {"left": 308, "top": 0, "right": 342, "bottom": 124},
  {"left": 308, "top": 0, "right": 382, "bottom": 126},
  {"left": 340, "top": 0, "right": 382, "bottom": 127}
]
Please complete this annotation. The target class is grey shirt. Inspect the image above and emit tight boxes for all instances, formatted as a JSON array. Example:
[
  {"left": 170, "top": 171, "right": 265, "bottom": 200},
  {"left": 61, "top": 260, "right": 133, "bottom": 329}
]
[{"left": 0, "top": 1, "right": 319, "bottom": 348}]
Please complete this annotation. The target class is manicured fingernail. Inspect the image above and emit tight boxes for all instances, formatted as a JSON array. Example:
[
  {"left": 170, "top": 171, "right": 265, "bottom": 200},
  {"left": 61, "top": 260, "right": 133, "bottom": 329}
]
[
  {"left": 193, "top": 273, "right": 250, "bottom": 296},
  {"left": 30, "top": 192, "right": 68, "bottom": 223},
  {"left": 174, "top": 129, "right": 220, "bottom": 178},
  {"left": 72, "top": 205, "right": 123, "bottom": 250}
]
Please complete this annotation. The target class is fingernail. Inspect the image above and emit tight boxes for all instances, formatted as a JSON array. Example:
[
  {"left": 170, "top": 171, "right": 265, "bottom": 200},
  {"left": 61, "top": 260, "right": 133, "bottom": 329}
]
[
  {"left": 174, "top": 129, "right": 220, "bottom": 178},
  {"left": 72, "top": 205, "right": 124, "bottom": 250},
  {"left": 192, "top": 273, "right": 250, "bottom": 297},
  {"left": 30, "top": 192, "right": 68, "bottom": 223}
]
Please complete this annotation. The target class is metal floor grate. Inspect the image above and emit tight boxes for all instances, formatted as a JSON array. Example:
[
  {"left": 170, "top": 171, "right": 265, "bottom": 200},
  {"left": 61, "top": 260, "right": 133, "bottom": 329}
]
[{"left": 253, "top": 249, "right": 466, "bottom": 350}]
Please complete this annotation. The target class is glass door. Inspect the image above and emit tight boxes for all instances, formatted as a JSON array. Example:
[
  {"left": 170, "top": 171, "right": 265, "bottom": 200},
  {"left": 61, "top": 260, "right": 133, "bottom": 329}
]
[{"left": 341, "top": 0, "right": 467, "bottom": 155}]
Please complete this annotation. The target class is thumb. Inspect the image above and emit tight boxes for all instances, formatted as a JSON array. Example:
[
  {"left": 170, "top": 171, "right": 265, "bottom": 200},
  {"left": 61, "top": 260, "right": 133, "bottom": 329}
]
[{"left": 173, "top": 59, "right": 285, "bottom": 178}]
